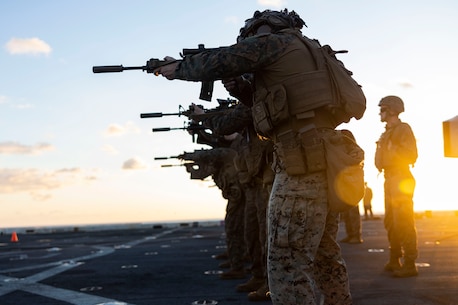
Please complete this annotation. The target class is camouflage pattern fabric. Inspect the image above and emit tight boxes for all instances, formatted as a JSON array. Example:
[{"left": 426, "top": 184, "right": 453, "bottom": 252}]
[
  {"left": 203, "top": 103, "right": 253, "bottom": 135},
  {"left": 174, "top": 33, "right": 295, "bottom": 81},
  {"left": 172, "top": 28, "right": 352, "bottom": 305},
  {"left": 340, "top": 205, "right": 362, "bottom": 240},
  {"left": 375, "top": 120, "right": 418, "bottom": 262},
  {"left": 243, "top": 182, "right": 266, "bottom": 279},
  {"left": 267, "top": 170, "right": 352, "bottom": 305},
  {"left": 205, "top": 103, "right": 272, "bottom": 285},
  {"left": 189, "top": 147, "right": 246, "bottom": 271}
]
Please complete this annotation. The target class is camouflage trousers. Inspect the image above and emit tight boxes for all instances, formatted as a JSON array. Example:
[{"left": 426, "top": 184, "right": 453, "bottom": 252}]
[
  {"left": 383, "top": 171, "right": 418, "bottom": 262},
  {"left": 341, "top": 205, "right": 362, "bottom": 239},
  {"left": 267, "top": 170, "right": 352, "bottom": 305},
  {"left": 243, "top": 180, "right": 269, "bottom": 279},
  {"left": 225, "top": 196, "right": 246, "bottom": 271}
]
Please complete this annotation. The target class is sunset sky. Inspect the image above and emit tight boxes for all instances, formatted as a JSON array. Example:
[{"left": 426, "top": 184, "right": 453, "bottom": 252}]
[{"left": 1, "top": 0, "right": 458, "bottom": 228}]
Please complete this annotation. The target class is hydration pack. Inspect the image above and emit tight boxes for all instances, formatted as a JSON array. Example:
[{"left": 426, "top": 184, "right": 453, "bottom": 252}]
[{"left": 299, "top": 35, "right": 366, "bottom": 124}]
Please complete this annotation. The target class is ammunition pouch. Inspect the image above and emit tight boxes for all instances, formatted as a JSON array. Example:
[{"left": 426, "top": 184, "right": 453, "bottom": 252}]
[
  {"left": 275, "top": 129, "right": 326, "bottom": 176},
  {"left": 252, "top": 84, "right": 289, "bottom": 136},
  {"left": 245, "top": 137, "right": 266, "bottom": 177},
  {"left": 234, "top": 155, "right": 252, "bottom": 184},
  {"left": 252, "top": 71, "right": 333, "bottom": 136}
]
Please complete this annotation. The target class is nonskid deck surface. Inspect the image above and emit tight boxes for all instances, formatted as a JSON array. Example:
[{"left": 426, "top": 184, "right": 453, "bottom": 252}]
[{"left": 0, "top": 211, "right": 457, "bottom": 305}]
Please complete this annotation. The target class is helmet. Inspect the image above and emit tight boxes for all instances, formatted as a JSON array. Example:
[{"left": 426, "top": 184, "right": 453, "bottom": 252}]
[
  {"left": 378, "top": 95, "right": 405, "bottom": 114},
  {"left": 238, "top": 9, "right": 306, "bottom": 40}
]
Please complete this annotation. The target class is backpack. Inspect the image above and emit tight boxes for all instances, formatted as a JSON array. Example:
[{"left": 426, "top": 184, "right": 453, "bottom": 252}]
[
  {"left": 324, "top": 129, "right": 365, "bottom": 212},
  {"left": 299, "top": 35, "right": 366, "bottom": 124}
]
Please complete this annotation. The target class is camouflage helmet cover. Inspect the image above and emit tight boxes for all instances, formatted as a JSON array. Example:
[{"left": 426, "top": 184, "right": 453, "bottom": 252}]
[
  {"left": 379, "top": 95, "right": 405, "bottom": 114},
  {"left": 239, "top": 9, "right": 306, "bottom": 39}
]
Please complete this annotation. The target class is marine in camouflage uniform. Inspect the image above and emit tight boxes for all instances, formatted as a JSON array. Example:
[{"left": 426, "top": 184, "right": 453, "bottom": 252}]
[
  {"left": 155, "top": 9, "right": 355, "bottom": 305},
  {"left": 202, "top": 102, "right": 274, "bottom": 300},
  {"left": 375, "top": 95, "right": 418, "bottom": 278},
  {"left": 181, "top": 142, "right": 247, "bottom": 279}
]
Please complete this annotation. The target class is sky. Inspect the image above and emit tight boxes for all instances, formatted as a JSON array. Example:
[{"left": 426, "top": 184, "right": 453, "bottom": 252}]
[{"left": 1, "top": 0, "right": 458, "bottom": 228}]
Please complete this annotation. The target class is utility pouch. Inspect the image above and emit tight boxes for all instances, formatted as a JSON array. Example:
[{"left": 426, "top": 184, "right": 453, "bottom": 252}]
[
  {"left": 304, "top": 142, "right": 326, "bottom": 173},
  {"left": 277, "top": 130, "right": 307, "bottom": 176},
  {"left": 266, "top": 84, "right": 289, "bottom": 126},
  {"left": 300, "top": 127, "right": 326, "bottom": 173},
  {"left": 252, "top": 99, "right": 273, "bottom": 136}
]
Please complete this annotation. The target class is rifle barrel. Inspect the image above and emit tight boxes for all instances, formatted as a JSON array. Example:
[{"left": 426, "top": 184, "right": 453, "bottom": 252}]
[
  {"left": 92, "top": 65, "right": 144, "bottom": 73},
  {"left": 152, "top": 127, "right": 185, "bottom": 132},
  {"left": 140, "top": 112, "right": 182, "bottom": 118},
  {"left": 153, "top": 127, "right": 172, "bottom": 132},
  {"left": 155, "top": 155, "right": 179, "bottom": 160},
  {"left": 141, "top": 113, "right": 164, "bottom": 118},
  {"left": 161, "top": 164, "right": 183, "bottom": 168}
]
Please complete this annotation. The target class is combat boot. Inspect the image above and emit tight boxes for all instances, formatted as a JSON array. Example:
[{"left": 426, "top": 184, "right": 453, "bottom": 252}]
[
  {"left": 384, "top": 257, "right": 402, "bottom": 272},
  {"left": 339, "top": 236, "right": 351, "bottom": 243},
  {"left": 214, "top": 251, "right": 228, "bottom": 260},
  {"left": 247, "top": 283, "right": 270, "bottom": 302},
  {"left": 236, "top": 276, "right": 265, "bottom": 292},
  {"left": 218, "top": 260, "right": 231, "bottom": 268},
  {"left": 347, "top": 237, "right": 363, "bottom": 244},
  {"left": 393, "top": 260, "right": 418, "bottom": 278}
]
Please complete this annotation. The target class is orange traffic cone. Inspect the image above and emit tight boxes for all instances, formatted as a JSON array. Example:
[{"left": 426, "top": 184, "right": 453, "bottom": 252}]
[{"left": 11, "top": 231, "right": 19, "bottom": 243}]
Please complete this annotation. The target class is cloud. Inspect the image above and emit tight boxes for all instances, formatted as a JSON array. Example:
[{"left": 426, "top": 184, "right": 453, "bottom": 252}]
[
  {"left": 0, "top": 96, "right": 7, "bottom": 104},
  {"left": 105, "top": 123, "right": 125, "bottom": 135},
  {"left": 103, "top": 122, "right": 141, "bottom": 137},
  {"left": 398, "top": 81, "right": 414, "bottom": 89},
  {"left": 101, "top": 144, "right": 119, "bottom": 155},
  {"left": 122, "top": 157, "right": 147, "bottom": 170},
  {"left": 0, "top": 142, "right": 54, "bottom": 155},
  {"left": 0, "top": 167, "right": 95, "bottom": 201},
  {"left": 257, "top": 0, "right": 287, "bottom": 8},
  {"left": 30, "top": 192, "right": 52, "bottom": 201},
  {"left": 0, "top": 168, "right": 61, "bottom": 194},
  {"left": 5, "top": 37, "right": 52, "bottom": 55}
]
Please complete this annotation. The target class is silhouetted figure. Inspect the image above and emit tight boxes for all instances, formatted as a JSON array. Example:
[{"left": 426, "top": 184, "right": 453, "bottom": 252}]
[
  {"left": 375, "top": 95, "right": 418, "bottom": 278},
  {"left": 363, "top": 182, "right": 374, "bottom": 220},
  {"left": 340, "top": 205, "right": 363, "bottom": 244}
]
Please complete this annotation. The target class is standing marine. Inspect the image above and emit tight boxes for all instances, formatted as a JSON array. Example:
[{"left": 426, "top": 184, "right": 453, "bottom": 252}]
[
  {"left": 375, "top": 95, "right": 419, "bottom": 277},
  {"left": 154, "top": 9, "right": 363, "bottom": 304}
]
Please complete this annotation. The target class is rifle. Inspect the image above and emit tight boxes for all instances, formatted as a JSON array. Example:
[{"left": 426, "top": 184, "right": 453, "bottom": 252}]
[
  {"left": 151, "top": 122, "right": 207, "bottom": 133},
  {"left": 152, "top": 122, "right": 207, "bottom": 143},
  {"left": 92, "top": 44, "right": 215, "bottom": 101},
  {"left": 154, "top": 154, "right": 185, "bottom": 167},
  {"left": 154, "top": 149, "right": 205, "bottom": 162},
  {"left": 154, "top": 156, "right": 180, "bottom": 161},
  {"left": 190, "top": 98, "right": 238, "bottom": 121},
  {"left": 140, "top": 99, "right": 236, "bottom": 121},
  {"left": 154, "top": 153, "right": 210, "bottom": 179},
  {"left": 140, "top": 104, "right": 201, "bottom": 119}
]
